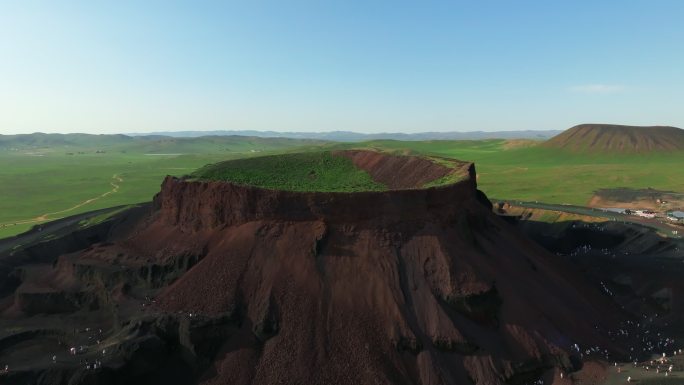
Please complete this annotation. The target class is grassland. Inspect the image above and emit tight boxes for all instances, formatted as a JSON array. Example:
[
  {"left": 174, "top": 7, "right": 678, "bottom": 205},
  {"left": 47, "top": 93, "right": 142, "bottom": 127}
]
[
  {"left": 0, "top": 135, "right": 325, "bottom": 238},
  {"left": 192, "top": 151, "right": 386, "bottom": 192},
  {"left": 2, "top": 133, "right": 684, "bottom": 239},
  {"left": 333, "top": 139, "right": 684, "bottom": 205}
]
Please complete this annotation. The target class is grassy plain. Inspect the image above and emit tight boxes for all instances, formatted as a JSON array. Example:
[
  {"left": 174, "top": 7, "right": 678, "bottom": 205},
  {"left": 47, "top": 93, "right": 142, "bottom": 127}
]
[
  {"left": 0, "top": 136, "right": 325, "bottom": 238},
  {"left": 335, "top": 139, "right": 684, "bottom": 205},
  {"left": 2, "top": 135, "right": 684, "bottom": 239},
  {"left": 192, "top": 151, "right": 386, "bottom": 192}
]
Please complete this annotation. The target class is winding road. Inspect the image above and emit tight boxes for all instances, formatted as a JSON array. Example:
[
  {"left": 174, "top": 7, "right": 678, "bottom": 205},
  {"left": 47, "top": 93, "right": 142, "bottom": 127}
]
[{"left": 0, "top": 173, "right": 123, "bottom": 229}]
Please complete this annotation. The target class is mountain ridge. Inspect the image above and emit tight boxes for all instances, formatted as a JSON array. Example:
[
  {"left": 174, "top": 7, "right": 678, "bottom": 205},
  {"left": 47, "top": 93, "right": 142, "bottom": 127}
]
[{"left": 127, "top": 129, "right": 561, "bottom": 141}]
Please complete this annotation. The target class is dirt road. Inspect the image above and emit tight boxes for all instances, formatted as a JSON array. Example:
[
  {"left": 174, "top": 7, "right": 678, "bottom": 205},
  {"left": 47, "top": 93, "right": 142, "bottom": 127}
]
[{"left": 0, "top": 174, "right": 123, "bottom": 229}]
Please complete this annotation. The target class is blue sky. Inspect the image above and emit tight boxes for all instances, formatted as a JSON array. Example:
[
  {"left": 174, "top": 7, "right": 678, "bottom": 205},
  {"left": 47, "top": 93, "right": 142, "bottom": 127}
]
[{"left": 1, "top": 1, "right": 683, "bottom": 134}]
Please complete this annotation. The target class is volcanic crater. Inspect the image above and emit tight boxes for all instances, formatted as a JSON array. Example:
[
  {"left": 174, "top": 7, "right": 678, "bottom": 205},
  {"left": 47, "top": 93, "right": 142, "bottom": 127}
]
[{"left": 0, "top": 150, "right": 636, "bottom": 385}]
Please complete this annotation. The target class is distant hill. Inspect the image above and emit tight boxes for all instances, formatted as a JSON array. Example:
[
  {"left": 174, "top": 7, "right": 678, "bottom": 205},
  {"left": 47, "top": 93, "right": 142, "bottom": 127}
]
[
  {"left": 0, "top": 132, "right": 138, "bottom": 148},
  {"left": 129, "top": 129, "right": 562, "bottom": 141},
  {"left": 0, "top": 133, "right": 328, "bottom": 154},
  {"left": 543, "top": 124, "right": 684, "bottom": 153}
]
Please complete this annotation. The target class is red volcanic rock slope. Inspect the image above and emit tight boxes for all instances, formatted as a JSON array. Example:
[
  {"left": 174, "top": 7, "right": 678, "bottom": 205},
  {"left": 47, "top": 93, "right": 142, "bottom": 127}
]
[
  {"left": 110, "top": 151, "right": 627, "bottom": 385},
  {"left": 336, "top": 150, "right": 458, "bottom": 189}
]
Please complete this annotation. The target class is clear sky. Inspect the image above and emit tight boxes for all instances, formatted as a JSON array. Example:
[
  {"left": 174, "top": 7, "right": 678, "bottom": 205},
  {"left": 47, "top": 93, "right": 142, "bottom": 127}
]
[{"left": 1, "top": 1, "right": 683, "bottom": 134}]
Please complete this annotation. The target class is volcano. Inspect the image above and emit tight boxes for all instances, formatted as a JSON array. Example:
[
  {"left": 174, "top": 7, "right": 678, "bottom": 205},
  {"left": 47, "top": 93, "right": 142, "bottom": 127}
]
[
  {"left": 543, "top": 124, "right": 684, "bottom": 153},
  {"left": 0, "top": 150, "right": 633, "bottom": 385}
]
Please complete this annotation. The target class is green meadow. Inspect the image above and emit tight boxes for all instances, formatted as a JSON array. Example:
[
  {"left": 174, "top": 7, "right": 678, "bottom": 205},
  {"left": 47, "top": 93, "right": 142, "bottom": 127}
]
[
  {"left": 1, "top": 134, "right": 683, "bottom": 239},
  {"left": 0, "top": 135, "right": 325, "bottom": 238},
  {"left": 192, "top": 151, "right": 386, "bottom": 192},
  {"left": 335, "top": 139, "right": 684, "bottom": 205}
]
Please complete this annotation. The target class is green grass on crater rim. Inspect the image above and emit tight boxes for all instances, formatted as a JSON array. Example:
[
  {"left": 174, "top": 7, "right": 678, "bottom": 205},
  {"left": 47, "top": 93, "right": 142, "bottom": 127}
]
[
  {"left": 190, "top": 151, "right": 385, "bottom": 192},
  {"left": 191, "top": 151, "right": 461, "bottom": 192}
]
